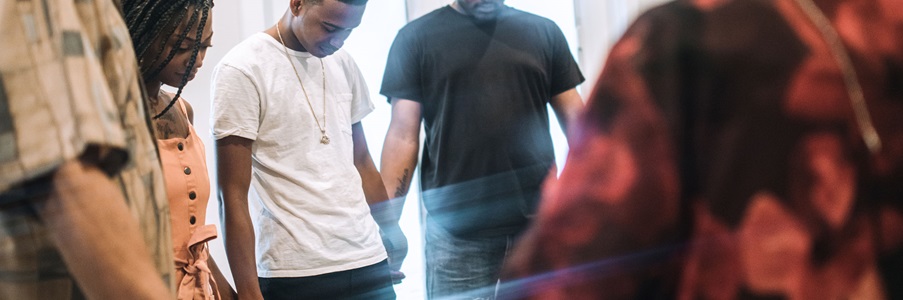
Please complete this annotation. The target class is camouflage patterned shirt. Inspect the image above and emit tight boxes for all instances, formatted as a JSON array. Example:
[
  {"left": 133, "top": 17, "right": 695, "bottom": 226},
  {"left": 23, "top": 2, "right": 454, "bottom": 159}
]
[{"left": 0, "top": 0, "right": 174, "bottom": 298}]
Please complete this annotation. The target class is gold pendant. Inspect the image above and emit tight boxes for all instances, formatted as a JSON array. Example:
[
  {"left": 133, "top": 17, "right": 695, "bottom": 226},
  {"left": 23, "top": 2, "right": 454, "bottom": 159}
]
[{"left": 320, "top": 134, "right": 330, "bottom": 145}]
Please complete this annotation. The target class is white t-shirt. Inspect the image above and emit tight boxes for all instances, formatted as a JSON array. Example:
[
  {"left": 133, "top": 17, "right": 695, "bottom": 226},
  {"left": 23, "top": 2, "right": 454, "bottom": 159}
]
[{"left": 210, "top": 32, "right": 385, "bottom": 277}]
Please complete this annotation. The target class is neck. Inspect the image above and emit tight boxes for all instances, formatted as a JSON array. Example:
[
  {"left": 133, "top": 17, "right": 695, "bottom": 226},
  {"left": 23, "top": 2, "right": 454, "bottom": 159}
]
[
  {"left": 276, "top": 11, "right": 308, "bottom": 52},
  {"left": 450, "top": 1, "right": 466, "bottom": 15},
  {"left": 145, "top": 80, "right": 163, "bottom": 105}
]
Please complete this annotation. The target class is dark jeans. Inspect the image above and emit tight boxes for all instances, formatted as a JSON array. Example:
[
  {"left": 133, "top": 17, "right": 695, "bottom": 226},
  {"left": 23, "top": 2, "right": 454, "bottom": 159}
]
[
  {"left": 425, "top": 217, "right": 523, "bottom": 300},
  {"left": 259, "top": 260, "right": 396, "bottom": 300}
]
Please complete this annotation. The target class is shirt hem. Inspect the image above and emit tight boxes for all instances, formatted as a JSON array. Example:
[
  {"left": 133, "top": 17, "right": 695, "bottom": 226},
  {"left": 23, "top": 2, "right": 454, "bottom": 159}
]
[{"left": 257, "top": 253, "right": 388, "bottom": 278}]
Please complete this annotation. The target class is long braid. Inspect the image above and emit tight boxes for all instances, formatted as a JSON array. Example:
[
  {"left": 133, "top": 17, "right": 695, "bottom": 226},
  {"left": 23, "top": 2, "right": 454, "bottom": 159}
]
[
  {"left": 154, "top": 6, "right": 209, "bottom": 119},
  {"left": 139, "top": 7, "right": 187, "bottom": 72},
  {"left": 123, "top": 0, "right": 172, "bottom": 53},
  {"left": 138, "top": 2, "right": 191, "bottom": 77},
  {"left": 123, "top": 0, "right": 187, "bottom": 74},
  {"left": 134, "top": 4, "right": 182, "bottom": 60},
  {"left": 147, "top": 6, "right": 198, "bottom": 80}
]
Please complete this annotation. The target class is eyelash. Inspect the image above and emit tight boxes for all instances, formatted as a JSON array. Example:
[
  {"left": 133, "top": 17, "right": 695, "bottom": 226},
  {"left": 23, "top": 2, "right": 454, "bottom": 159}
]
[{"left": 178, "top": 44, "right": 211, "bottom": 51}]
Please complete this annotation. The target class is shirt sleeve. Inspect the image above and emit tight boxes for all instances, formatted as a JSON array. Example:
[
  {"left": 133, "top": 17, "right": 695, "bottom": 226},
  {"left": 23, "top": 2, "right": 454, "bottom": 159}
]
[
  {"left": 0, "top": 0, "right": 133, "bottom": 194},
  {"left": 346, "top": 55, "right": 375, "bottom": 124},
  {"left": 211, "top": 63, "right": 261, "bottom": 141},
  {"left": 380, "top": 28, "right": 424, "bottom": 103},
  {"left": 546, "top": 21, "right": 585, "bottom": 97}
]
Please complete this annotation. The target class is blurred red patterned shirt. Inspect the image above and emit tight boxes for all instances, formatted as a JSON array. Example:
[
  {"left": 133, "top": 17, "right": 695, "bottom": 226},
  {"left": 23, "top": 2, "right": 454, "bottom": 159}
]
[{"left": 501, "top": 0, "right": 903, "bottom": 299}]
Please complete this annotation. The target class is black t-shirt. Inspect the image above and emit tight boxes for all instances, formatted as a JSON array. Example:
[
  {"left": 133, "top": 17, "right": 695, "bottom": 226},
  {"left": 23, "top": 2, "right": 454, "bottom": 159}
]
[{"left": 381, "top": 6, "right": 584, "bottom": 236}]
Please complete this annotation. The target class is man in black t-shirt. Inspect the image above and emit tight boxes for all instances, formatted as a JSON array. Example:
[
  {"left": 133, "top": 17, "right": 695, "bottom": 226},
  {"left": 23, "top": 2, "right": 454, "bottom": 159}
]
[{"left": 379, "top": 0, "right": 584, "bottom": 298}]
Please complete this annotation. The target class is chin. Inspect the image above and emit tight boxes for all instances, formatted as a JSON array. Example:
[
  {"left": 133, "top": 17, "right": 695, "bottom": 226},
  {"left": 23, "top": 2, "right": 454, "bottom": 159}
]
[
  {"left": 471, "top": 14, "right": 499, "bottom": 22},
  {"left": 315, "top": 48, "right": 338, "bottom": 58},
  {"left": 469, "top": 9, "right": 501, "bottom": 20},
  {"left": 170, "top": 74, "right": 197, "bottom": 85}
]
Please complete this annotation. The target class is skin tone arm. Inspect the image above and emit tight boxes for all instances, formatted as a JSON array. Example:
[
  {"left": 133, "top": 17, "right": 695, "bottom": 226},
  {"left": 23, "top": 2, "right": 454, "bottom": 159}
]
[
  {"left": 354, "top": 121, "right": 408, "bottom": 280},
  {"left": 216, "top": 136, "right": 263, "bottom": 300},
  {"left": 353, "top": 122, "right": 391, "bottom": 205},
  {"left": 548, "top": 88, "right": 584, "bottom": 141},
  {"left": 36, "top": 159, "right": 171, "bottom": 300},
  {"left": 379, "top": 99, "right": 422, "bottom": 214},
  {"left": 208, "top": 257, "right": 236, "bottom": 300},
  {"left": 184, "top": 100, "right": 195, "bottom": 123}
]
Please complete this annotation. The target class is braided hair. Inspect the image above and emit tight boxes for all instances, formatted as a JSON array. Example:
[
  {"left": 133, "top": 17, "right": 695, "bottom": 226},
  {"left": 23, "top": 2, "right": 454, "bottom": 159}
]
[{"left": 121, "top": 0, "right": 213, "bottom": 119}]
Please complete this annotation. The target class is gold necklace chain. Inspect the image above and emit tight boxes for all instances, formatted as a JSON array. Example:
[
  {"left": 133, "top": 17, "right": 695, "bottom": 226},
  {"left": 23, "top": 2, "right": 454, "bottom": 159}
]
[
  {"left": 276, "top": 24, "right": 330, "bottom": 145},
  {"left": 793, "top": 0, "right": 882, "bottom": 154}
]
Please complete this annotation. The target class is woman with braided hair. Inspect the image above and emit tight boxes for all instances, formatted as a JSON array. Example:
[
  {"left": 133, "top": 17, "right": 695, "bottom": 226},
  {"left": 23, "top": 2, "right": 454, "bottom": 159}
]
[{"left": 122, "top": 0, "right": 234, "bottom": 299}]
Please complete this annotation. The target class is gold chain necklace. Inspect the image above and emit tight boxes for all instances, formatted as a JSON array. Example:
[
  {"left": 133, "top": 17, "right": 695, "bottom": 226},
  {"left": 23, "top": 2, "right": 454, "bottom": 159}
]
[
  {"left": 276, "top": 24, "right": 330, "bottom": 145},
  {"left": 793, "top": 0, "right": 882, "bottom": 154}
]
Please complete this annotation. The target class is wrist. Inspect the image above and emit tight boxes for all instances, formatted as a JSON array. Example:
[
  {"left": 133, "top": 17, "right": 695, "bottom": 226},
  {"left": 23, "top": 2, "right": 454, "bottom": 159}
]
[{"left": 369, "top": 197, "right": 404, "bottom": 226}]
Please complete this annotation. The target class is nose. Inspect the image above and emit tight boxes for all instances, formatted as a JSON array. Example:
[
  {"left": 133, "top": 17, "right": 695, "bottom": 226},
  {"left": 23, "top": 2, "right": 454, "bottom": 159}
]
[
  {"left": 190, "top": 48, "right": 208, "bottom": 71},
  {"left": 327, "top": 38, "right": 344, "bottom": 51},
  {"left": 329, "top": 31, "right": 352, "bottom": 50}
]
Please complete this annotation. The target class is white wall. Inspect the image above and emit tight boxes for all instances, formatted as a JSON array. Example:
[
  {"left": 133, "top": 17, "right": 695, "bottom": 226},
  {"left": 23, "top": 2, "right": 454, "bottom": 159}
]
[
  {"left": 574, "top": 0, "right": 670, "bottom": 95},
  {"left": 175, "top": 1, "right": 670, "bottom": 299},
  {"left": 405, "top": 0, "right": 448, "bottom": 20}
]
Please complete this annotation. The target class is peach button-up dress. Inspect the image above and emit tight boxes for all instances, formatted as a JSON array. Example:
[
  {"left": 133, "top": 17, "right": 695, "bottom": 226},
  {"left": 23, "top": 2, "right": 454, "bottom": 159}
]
[{"left": 157, "top": 99, "right": 220, "bottom": 300}]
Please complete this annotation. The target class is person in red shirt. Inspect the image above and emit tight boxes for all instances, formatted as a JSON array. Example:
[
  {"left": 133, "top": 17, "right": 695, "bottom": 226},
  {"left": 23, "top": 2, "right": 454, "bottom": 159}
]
[{"left": 502, "top": 0, "right": 903, "bottom": 298}]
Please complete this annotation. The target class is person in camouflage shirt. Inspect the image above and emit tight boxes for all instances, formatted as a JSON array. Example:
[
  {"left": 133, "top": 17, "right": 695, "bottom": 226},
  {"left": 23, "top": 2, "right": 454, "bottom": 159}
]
[{"left": 0, "top": 0, "right": 174, "bottom": 298}]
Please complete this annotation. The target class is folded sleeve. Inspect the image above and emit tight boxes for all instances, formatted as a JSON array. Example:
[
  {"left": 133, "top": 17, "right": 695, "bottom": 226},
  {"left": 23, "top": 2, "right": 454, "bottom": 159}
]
[
  {"left": 0, "top": 0, "right": 135, "bottom": 194},
  {"left": 211, "top": 63, "right": 262, "bottom": 141}
]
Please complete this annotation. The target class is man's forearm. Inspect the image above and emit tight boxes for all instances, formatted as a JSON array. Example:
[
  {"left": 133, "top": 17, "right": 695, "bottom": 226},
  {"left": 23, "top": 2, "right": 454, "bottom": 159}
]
[
  {"left": 380, "top": 136, "right": 420, "bottom": 217},
  {"left": 354, "top": 147, "right": 391, "bottom": 206},
  {"left": 38, "top": 160, "right": 170, "bottom": 300},
  {"left": 550, "top": 88, "right": 584, "bottom": 141},
  {"left": 380, "top": 137, "right": 419, "bottom": 202},
  {"left": 351, "top": 122, "right": 391, "bottom": 206},
  {"left": 216, "top": 135, "right": 260, "bottom": 299},
  {"left": 222, "top": 196, "right": 263, "bottom": 299},
  {"left": 381, "top": 98, "right": 422, "bottom": 204}
]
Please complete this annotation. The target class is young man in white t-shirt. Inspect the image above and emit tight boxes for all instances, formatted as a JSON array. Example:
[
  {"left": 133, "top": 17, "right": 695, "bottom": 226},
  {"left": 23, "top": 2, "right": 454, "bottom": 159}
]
[{"left": 211, "top": 0, "right": 404, "bottom": 299}]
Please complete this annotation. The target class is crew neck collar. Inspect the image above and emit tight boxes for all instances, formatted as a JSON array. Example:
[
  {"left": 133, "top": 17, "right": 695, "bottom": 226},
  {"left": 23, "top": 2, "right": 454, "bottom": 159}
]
[{"left": 259, "top": 32, "right": 315, "bottom": 58}]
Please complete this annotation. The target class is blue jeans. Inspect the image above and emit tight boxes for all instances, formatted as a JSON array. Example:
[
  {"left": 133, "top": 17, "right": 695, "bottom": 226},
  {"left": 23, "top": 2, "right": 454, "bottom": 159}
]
[{"left": 425, "top": 216, "right": 523, "bottom": 300}]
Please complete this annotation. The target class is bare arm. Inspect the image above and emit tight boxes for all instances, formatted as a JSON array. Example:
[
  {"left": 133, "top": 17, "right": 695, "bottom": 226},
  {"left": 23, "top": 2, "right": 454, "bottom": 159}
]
[
  {"left": 36, "top": 159, "right": 171, "bottom": 300},
  {"left": 215, "top": 136, "right": 262, "bottom": 300},
  {"left": 352, "top": 122, "right": 390, "bottom": 206},
  {"left": 208, "top": 255, "right": 236, "bottom": 300},
  {"left": 376, "top": 99, "right": 422, "bottom": 278},
  {"left": 184, "top": 99, "right": 195, "bottom": 125},
  {"left": 379, "top": 98, "right": 422, "bottom": 209},
  {"left": 549, "top": 88, "right": 584, "bottom": 141},
  {"left": 354, "top": 120, "right": 408, "bottom": 279}
]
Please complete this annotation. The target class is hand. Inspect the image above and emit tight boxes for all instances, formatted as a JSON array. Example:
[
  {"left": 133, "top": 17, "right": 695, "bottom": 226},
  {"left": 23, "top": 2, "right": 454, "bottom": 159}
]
[
  {"left": 390, "top": 270, "right": 406, "bottom": 284},
  {"left": 379, "top": 223, "right": 408, "bottom": 284}
]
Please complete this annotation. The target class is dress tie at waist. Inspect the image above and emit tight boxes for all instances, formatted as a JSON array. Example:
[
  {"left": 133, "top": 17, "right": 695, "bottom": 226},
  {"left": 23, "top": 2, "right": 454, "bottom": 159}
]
[{"left": 175, "top": 224, "right": 219, "bottom": 300}]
